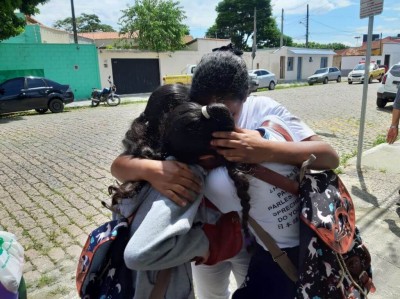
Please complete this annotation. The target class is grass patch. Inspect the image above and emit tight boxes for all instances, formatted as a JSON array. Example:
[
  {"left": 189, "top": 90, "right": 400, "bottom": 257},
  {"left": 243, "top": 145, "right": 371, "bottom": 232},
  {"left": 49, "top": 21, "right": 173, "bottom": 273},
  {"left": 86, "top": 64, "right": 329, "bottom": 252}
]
[
  {"left": 338, "top": 150, "right": 357, "bottom": 169},
  {"left": 372, "top": 134, "right": 386, "bottom": 147},
  {"left": 275, "top": 82, "right": 309, "bottom": 89},
  {"left": 37, "top": 274, "right": 56, "bottom": 288}
]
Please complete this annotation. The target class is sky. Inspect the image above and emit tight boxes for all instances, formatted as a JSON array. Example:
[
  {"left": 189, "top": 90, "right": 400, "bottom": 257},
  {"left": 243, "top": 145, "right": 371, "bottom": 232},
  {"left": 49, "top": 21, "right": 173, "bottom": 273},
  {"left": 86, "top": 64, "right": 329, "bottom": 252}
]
[{"left": 35, "top": 0, "right": 400, "bottom": 47}]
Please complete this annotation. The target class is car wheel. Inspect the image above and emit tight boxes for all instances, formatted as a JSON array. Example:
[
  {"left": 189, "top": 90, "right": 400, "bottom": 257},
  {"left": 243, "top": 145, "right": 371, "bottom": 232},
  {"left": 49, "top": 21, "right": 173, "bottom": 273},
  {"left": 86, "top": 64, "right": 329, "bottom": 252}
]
[
  {"left": 376, "top": 98, "right": 387, "bottom": 108},
  {"left": 35, "top": 108, "right": 48, "bottom": 114},
  {"left": 323, "top": 77, "right": 328, "bottom": 84},
  {"left": 268, "top": 81, "right": 276, "bottom": 90},
  {"left": 48, "top": 98, "right": 64, "bottom": 113},
  {"left": 106, "top": 95, "right": 121, "bottom": 106},
  {"left": 337, "top": 76, "right": 341, "bottom": 82},
  {"left": 348, "top": 81, "right": 353, "bottom": 84},
  {"left": 308, "top": 82, "right": 313, "bottom": 85},
  {"left": 368, "top": 76, "right": 372, "bottom": 84}
]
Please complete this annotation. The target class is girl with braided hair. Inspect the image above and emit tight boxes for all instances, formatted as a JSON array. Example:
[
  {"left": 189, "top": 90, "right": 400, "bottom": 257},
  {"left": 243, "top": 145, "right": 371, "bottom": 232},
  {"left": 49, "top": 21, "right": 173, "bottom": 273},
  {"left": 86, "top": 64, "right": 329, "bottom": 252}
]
[
  {"left": 111, "top": 102, "right": 251, "bottom": 299},
  {"left": 111, "top": 49, "right": 340, "bottom": 298}
]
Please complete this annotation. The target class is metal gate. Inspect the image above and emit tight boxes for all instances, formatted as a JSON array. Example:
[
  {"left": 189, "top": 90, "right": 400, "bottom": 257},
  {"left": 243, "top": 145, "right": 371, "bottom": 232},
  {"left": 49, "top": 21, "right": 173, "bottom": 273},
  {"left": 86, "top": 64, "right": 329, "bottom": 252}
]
[{"left": 111, "top": 58, "right": 160, "bottom": 94}]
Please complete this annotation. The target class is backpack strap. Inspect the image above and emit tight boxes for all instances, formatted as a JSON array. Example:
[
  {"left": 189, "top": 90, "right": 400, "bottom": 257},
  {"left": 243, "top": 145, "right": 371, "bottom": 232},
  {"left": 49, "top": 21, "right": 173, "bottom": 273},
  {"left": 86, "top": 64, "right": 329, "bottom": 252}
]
[
  {"left": 247, "top": 119, "right": 305, "bottom": 282},
  {"left": 149, "top": 268, "right": 172, "bottom": 299},
  {"left": 248, "top": 216, "right": 298, "bottom": 282}
]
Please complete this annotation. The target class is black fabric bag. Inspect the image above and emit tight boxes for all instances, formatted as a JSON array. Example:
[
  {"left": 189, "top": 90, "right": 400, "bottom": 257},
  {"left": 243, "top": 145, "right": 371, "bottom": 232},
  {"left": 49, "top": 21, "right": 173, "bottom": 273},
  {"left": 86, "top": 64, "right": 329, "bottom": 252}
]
[{"left": 76, "top": 217, "right": 134, "bottom": 298}]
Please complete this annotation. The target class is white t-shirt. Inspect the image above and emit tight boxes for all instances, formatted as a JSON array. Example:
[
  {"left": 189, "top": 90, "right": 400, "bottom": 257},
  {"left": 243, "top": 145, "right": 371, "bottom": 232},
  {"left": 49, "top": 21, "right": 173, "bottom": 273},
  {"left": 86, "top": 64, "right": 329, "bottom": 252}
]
[{"left": 204, "top": 96, "right": 315, "bottom": 249}]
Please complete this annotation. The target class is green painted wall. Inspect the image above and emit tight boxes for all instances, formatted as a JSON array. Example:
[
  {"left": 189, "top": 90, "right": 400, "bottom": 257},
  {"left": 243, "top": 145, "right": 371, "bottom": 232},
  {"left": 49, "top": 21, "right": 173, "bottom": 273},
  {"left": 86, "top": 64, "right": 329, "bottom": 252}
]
[
  {"left": 3, "top": 25, "right": 42, "bottom": 44},
  {"left": 0, "top": 43, "right": 100, "bottom": 100}
]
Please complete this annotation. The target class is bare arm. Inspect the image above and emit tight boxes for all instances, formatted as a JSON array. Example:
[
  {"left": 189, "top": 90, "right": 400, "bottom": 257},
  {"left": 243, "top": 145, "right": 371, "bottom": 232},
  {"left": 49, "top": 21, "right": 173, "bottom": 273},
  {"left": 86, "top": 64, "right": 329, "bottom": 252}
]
[
  {"left": 386, "top": 108, "right": 400, "bottom": 144},
  {"left": 111, "top": 155, "right": 202, "bottom": 206},
  {"left": 211, "top": 128, "right": 339, "bottom": 170}
]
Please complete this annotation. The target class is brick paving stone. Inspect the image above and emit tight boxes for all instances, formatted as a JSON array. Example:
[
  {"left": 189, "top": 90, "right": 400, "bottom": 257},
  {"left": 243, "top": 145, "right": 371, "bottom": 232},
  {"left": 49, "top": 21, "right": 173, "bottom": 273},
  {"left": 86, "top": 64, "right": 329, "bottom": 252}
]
[
  {"left": 31, "top": 257, "right": 55, "bottom": 274},
  {"left": 2, "top": 86, "right": 394, "bottom": 297}
]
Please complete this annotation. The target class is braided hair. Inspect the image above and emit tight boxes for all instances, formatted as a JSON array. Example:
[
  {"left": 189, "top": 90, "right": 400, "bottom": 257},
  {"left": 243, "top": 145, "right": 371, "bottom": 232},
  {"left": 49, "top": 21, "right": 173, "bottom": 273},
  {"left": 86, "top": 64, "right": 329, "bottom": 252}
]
[{"left": 162, "top": 102, "right": 252, "bottom": 241}]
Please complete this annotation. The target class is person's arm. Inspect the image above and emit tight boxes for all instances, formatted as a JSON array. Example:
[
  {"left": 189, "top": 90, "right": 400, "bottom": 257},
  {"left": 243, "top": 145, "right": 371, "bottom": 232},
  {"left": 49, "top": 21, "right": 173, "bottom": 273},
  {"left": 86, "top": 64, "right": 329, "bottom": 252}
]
[
  {"left": 211, "top": 128, "right": 339, "bottom": 170},
  {"left": 124, "top": 179, "right": 209, "bottom": 271},
  {"left": 386, "top": 108, "right": 400, "bottom": 144},
  {"left": 111, "top": 155, "right": 202, "bottom": 206}
]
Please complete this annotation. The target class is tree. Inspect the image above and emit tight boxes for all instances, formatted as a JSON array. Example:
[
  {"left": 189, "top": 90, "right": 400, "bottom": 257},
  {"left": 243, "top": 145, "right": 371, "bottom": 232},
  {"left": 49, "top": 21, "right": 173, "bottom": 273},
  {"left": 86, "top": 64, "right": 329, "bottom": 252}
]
[
  {"left": 53, "top": 13, "right": 115, "bottom": 33},
  {"left": 119, "top": 0, "right": 189, "bottom": 52},
  {"left": 0, "top": 0, "right": 48, "bottom": 41},
  {"left": 292, "top": 41, "right": 347, "bottom": 50},
  {"left": 205, "top": 0, "right": 288, "bottom": 50}
]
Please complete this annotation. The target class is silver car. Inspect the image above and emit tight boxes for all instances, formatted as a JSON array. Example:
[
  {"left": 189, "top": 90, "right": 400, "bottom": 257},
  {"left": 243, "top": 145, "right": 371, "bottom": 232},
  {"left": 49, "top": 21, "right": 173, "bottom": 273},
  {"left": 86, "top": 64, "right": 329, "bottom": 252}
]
[
  {"left": 248, "top": 69, "right": 276, "bottom": 90},
  {"left": 307, "top": 67, "right": 342, "bottom": 85}
]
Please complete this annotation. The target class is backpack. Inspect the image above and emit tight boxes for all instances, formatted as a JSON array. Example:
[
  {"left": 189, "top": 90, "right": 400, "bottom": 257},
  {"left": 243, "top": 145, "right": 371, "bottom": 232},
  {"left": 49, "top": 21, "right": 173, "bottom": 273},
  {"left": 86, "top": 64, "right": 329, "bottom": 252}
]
[
  {"left": 296, "top": 170, "right": 376, "bottom": 299},
  {"left": 253, "top": 120, "right": 376, "bottom": 298},
  {"left": 76, "top": 216, "right": 134, "bottom": 298}
]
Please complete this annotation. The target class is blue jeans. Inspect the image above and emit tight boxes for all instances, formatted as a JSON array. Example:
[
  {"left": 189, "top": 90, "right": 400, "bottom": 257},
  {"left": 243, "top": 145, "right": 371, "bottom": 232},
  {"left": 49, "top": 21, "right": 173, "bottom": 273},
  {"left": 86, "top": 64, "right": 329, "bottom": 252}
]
[{"left": 232, "top": 243, "right": 299, "bottom": 299}]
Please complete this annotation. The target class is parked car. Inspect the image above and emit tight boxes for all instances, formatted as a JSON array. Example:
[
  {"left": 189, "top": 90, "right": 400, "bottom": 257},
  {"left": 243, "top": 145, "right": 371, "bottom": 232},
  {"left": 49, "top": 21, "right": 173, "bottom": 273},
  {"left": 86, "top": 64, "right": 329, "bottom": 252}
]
[
  {"left": 307, "top": 67, "right": 341, "bottom": 85},
  {"left": 347, "top": 62, "right": 385, "bottom": 84},
  {"left": 0, "top": 76, "right": 74, "bottom": 114},
  {"left": 376, "top": 62, "right": 400, "bottom": 108},
  {"left": 248, "top": 69, "right": 276, "bottom": 90},
  {"left": 248, "top": 73, "right": 259, "bottom": 93}
]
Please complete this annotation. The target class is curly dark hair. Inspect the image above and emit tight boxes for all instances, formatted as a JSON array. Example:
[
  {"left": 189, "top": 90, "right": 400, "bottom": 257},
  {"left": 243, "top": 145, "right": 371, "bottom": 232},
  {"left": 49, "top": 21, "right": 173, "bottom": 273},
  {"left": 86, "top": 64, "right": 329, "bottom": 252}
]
[
  {"left": 109, "top": 84, "right": 190, "bottom": 204},
  {"left": 162, "top": 102, "right": 252, "bottom": 241},
  {"left": 190, "top": 51, "right": 250, "bottom": 105}
]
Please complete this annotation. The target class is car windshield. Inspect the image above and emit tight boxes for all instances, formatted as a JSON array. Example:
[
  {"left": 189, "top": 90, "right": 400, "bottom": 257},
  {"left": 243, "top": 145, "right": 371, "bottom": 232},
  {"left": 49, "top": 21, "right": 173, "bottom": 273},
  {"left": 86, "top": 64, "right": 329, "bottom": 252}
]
[
  {"left": 314, "top": 68, "right": 327, "bottom": 74},
  {"left": 354, "top": 64, "right": 366, "bottom": 71}
]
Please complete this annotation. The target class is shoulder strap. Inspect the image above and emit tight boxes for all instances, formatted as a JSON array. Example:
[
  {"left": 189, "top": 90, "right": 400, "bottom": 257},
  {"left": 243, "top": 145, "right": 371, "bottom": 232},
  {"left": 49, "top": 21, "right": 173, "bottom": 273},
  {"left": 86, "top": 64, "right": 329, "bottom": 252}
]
[
  {"left": 248, "top": 217, "right": 298, "bottom": 282},
  {"left": 248, "top": 120, "right": 299, "bottom": 282}
]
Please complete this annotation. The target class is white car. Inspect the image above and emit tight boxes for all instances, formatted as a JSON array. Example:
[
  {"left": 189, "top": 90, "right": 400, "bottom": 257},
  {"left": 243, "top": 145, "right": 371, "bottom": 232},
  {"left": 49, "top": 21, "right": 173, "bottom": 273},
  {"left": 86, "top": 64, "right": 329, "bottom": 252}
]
[
  {"left": 248, "top": 69, "right": 276, "bottom": 90},
  {"left": 376, "top": 62, "right": 400, "bottom": 108}
]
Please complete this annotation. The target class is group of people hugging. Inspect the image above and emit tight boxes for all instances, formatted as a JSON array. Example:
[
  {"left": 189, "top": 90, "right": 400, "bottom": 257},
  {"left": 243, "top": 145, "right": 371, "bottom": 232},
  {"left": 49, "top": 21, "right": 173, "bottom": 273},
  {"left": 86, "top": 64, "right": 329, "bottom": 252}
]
[{"left": 107, "top": 46, "right": 339, "bottom": 299}]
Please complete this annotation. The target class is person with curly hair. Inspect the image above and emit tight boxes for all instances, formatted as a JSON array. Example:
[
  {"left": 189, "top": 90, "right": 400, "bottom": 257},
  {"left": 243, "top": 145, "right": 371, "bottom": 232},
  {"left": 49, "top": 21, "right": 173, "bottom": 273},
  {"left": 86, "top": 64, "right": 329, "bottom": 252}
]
[
  {"left": 110, "top": 100, "right": 251, "bottom": 299},
  {"left": 111, "top": 49, "right": 339, "bottom": 298}
]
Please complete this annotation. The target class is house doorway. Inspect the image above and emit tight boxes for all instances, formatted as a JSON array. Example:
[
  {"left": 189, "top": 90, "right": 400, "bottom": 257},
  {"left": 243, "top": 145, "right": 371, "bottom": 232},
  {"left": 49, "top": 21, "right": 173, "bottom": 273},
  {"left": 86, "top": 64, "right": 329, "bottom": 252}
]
[
  {"left": 280, "top": 56, "right": 285, "bottom": 79},
  {"left": 384, "top": 55, "right": 390, "bottom": 68},
  {"left": 297, "top": 57, "right": 303, "bottom": 80}
]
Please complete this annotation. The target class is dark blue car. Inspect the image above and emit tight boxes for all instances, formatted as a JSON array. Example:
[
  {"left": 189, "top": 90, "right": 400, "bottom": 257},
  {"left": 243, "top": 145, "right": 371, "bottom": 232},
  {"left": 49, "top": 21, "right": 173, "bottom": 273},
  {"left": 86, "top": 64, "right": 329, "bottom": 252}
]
[{"left": 0, "top": 76, "right": 74, "bottom": 114}]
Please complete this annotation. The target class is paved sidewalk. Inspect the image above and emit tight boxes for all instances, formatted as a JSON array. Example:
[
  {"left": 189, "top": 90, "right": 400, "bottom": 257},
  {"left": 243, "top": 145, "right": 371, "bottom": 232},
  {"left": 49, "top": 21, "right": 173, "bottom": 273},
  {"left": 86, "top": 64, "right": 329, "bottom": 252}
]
[{"left": 339, "top": 141, "right": 400, "bottom": 299}]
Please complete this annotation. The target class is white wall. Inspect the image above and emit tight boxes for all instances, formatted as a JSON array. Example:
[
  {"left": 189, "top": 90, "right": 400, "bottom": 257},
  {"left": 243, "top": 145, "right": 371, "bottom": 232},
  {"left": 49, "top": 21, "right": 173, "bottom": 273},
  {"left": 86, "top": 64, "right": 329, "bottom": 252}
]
[
  {"left": 40, "top": 27, "right": 92, "bottom": 44},
  {"left": 383, "top": 43, "right": 400, "bottom": 67},
  {"left": 341, "top": 55, "right": 383, "bottom": 71}
]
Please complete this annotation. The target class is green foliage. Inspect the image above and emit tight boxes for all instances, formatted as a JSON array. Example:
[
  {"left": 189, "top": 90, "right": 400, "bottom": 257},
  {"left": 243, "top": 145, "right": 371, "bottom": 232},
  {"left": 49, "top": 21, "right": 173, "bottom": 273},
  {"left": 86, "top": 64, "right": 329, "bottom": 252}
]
[
  {"left": 119, "top": 0, "right": 189, "bottom": 52},
  {"left": 53, "top": 13, "right": 115, "bottom": 33},
  {"left": 205, "top": 0, "right": 290, "bottom": 50},
  {"left": 0, "top": 0, "right": 48, "bottom": 41},
  {"left": 292, "top": 41, "right": 347, "bottom": 50},
  {"left": 372, "top": 134, "right": 386, "bottom": 147}
]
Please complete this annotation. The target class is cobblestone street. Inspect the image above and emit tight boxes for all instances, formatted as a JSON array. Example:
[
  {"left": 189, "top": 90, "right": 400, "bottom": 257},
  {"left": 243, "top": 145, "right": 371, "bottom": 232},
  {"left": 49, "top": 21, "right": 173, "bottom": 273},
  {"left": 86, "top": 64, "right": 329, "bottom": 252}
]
[{"left": 0, "top": 81, "right": 393, "bottom": 298}]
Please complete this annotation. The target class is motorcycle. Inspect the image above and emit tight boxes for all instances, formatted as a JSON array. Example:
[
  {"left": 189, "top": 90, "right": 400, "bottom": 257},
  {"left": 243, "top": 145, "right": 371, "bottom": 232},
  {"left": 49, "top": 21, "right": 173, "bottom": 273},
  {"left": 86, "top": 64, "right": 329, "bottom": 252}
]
[{"left": 91, "top": 76, "right": 121, "bottom": 107}]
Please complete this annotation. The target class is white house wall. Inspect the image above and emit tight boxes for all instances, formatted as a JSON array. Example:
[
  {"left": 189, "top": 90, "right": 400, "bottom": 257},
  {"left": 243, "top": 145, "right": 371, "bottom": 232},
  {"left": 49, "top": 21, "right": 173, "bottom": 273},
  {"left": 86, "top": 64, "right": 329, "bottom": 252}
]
[
  {"left": 341, "top": 55, "right": 383, "bottom": 75},
  {"left": 383, "top": 43, "right": 400, "bottom": 67}
]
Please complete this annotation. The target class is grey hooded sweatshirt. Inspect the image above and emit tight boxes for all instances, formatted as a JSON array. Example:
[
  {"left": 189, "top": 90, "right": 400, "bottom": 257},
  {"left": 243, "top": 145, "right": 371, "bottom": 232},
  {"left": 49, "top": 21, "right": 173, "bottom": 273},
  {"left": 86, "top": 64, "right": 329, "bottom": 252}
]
[{"left": 114, "top": 164, "right": 219, "bottom": 299}]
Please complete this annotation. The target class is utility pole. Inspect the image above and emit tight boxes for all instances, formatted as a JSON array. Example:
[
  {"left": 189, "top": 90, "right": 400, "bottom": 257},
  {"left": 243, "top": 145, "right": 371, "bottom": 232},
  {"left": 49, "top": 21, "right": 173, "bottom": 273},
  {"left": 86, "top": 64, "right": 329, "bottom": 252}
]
[
  {"left": 306, "top": 4, "right": 309, "bottom": 48},
  {"left": 280, "top": 8, "right": 284, "bottom": 47},
  {"left": 251, "top": 7, "right": 257, "bottom": 69},
  {"left": 70, "top": 0, "right": 78, "bottom": 44}
]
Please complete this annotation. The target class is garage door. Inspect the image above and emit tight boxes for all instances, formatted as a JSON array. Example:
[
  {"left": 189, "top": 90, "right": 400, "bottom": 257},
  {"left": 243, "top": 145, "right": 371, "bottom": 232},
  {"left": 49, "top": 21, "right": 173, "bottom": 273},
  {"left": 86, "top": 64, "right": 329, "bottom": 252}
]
[{"left": 111, "top": 58, "right": 160, "bottom": 94}]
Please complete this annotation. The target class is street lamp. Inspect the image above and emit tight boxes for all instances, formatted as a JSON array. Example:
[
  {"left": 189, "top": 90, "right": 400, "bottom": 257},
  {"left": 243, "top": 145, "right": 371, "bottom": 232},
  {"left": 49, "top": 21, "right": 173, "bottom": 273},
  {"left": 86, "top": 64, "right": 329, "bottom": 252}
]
[{"left": 354, "top": 36, "right": 360, "bottom": 47}]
